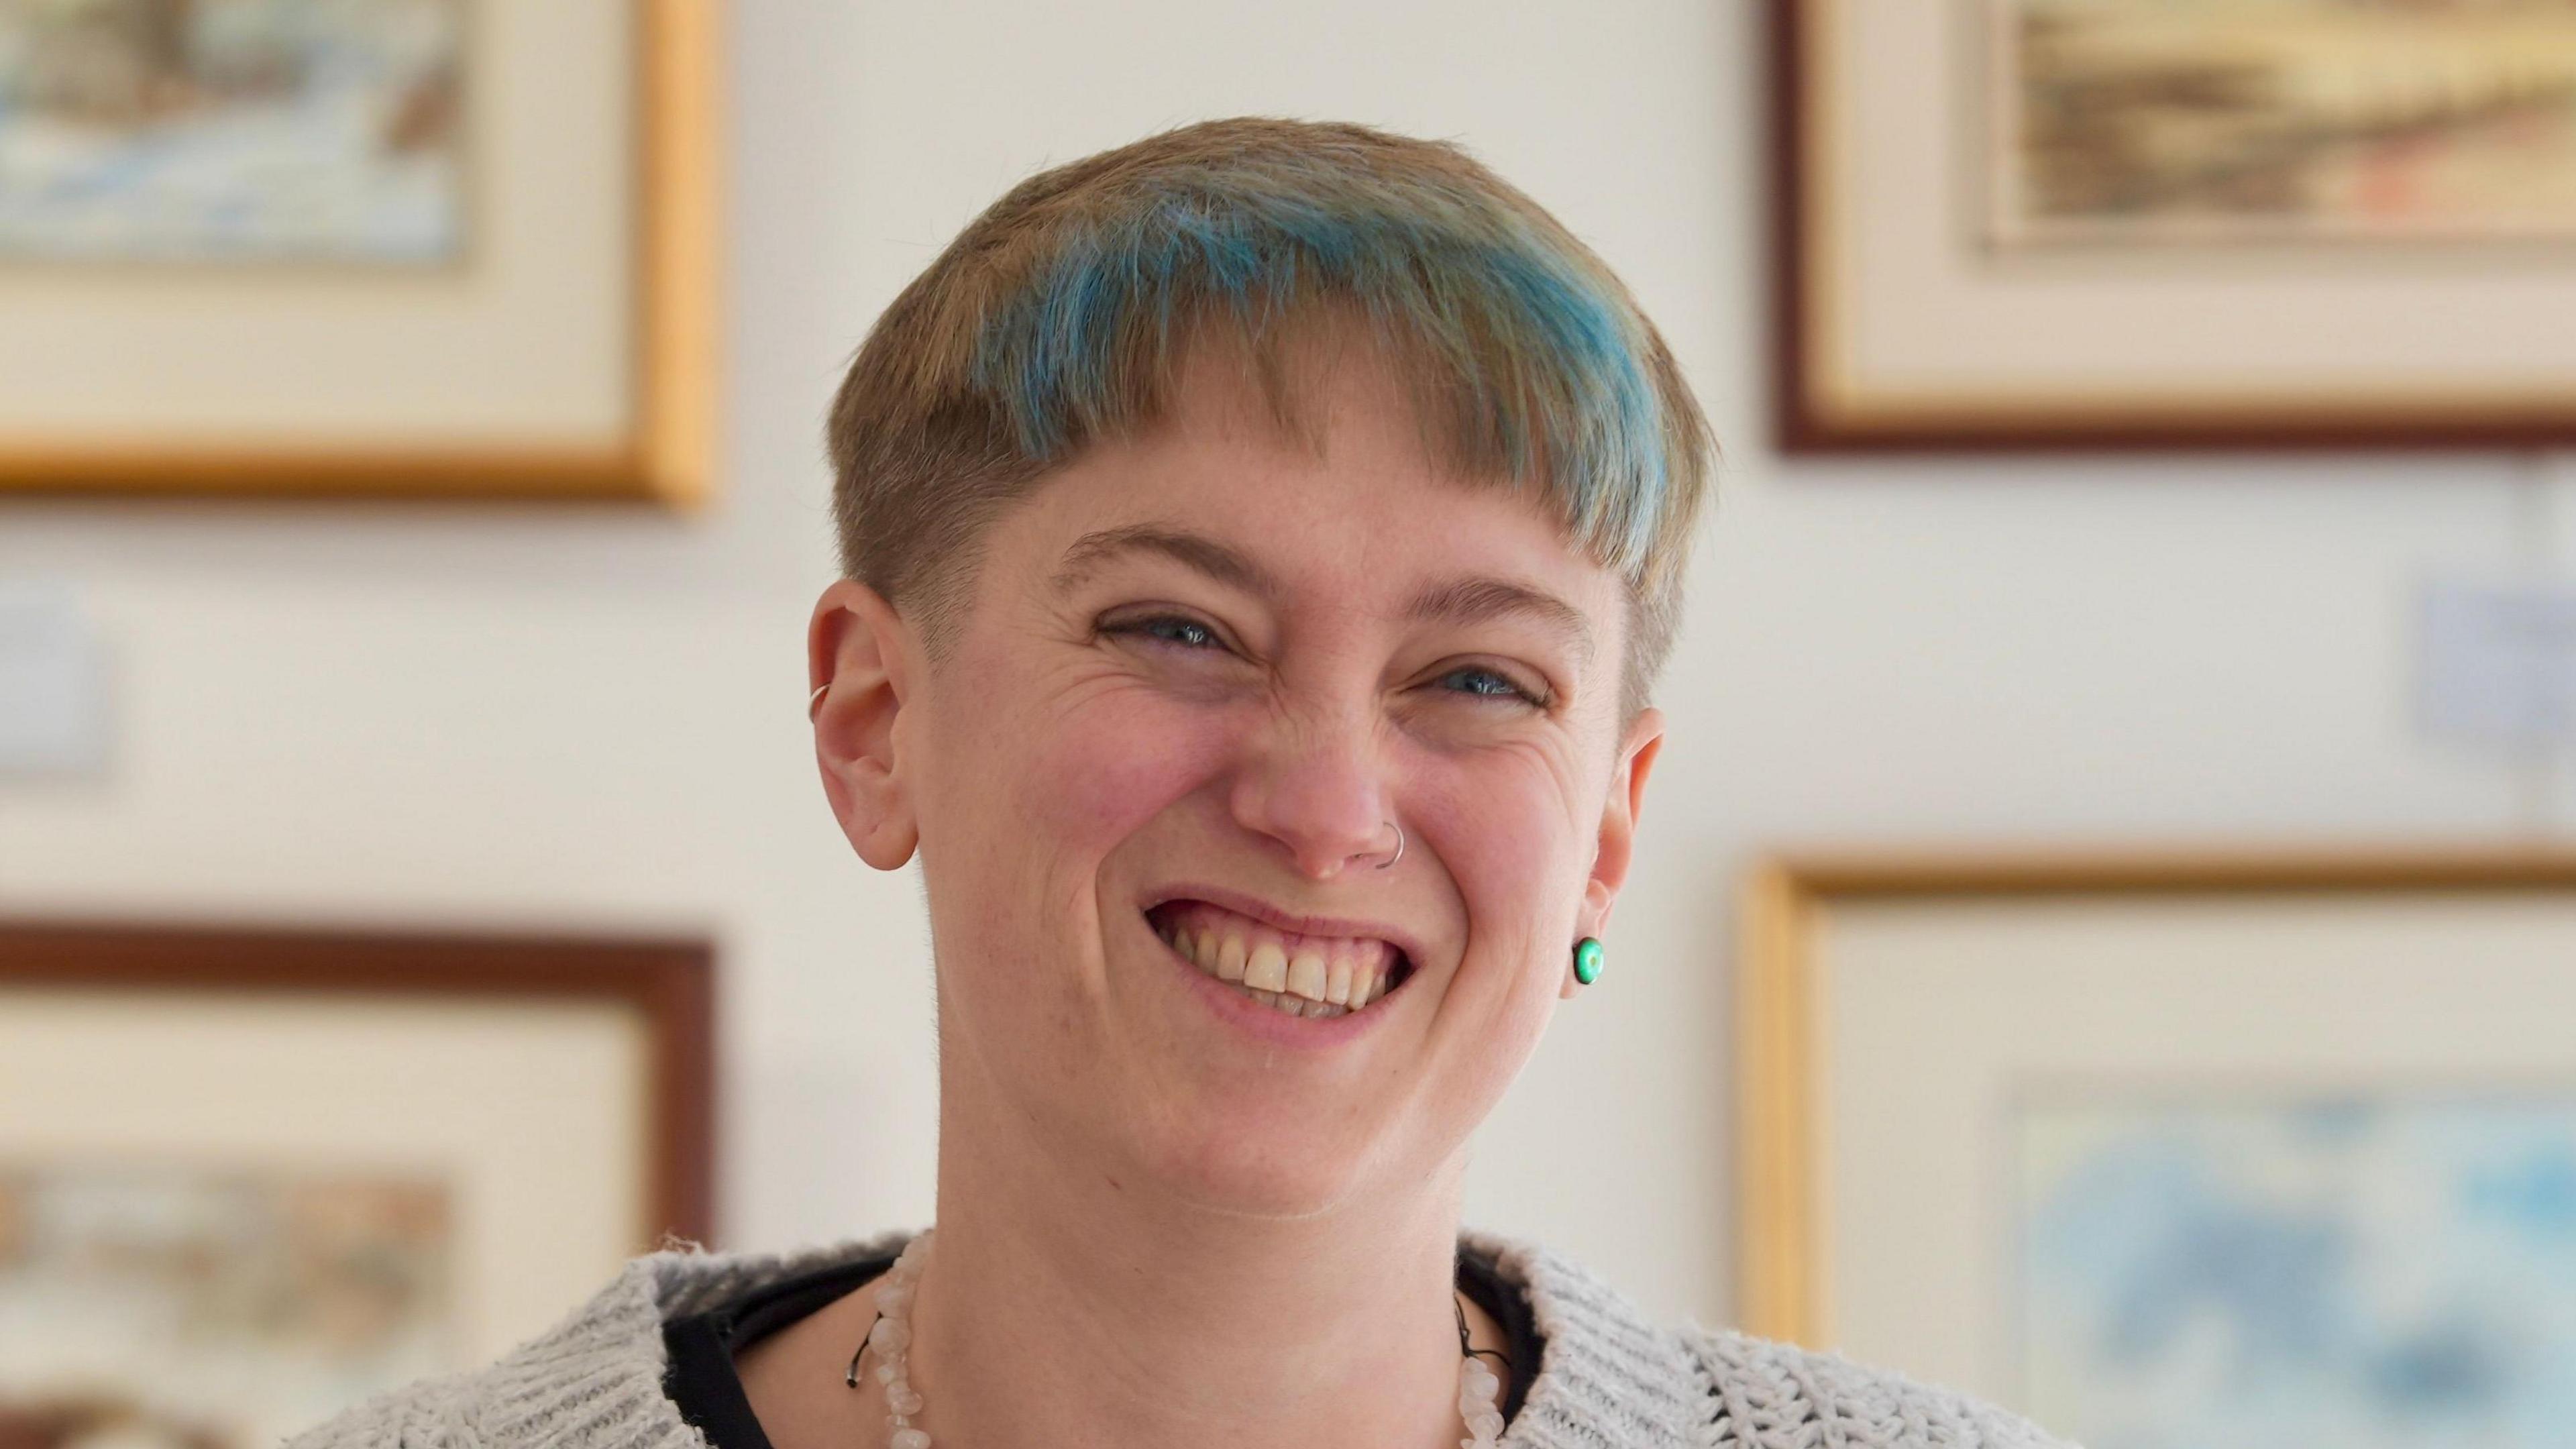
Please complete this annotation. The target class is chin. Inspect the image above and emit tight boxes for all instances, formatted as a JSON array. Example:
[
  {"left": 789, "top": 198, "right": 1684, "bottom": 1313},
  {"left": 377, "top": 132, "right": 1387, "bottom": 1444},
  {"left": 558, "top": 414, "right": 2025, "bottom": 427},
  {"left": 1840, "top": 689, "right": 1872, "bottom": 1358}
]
[{"left": 1131, "top": 1112, "right": 1396, "bottom": 1220}]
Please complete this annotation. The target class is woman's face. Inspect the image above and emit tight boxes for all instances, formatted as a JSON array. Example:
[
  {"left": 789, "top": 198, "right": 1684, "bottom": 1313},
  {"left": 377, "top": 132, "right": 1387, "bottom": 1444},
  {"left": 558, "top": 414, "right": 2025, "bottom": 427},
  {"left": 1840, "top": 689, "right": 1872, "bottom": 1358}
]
[{"left": 814, "top": 344, "right": 1662, "bottom": 1220}]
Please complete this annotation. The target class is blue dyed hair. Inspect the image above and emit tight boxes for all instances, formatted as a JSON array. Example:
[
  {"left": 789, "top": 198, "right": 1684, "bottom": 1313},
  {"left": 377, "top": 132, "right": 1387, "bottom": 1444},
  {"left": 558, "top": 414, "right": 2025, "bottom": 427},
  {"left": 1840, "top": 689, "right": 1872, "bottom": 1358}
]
[{"left": 828, "top": 117, "right": 1713, "bottom": 711}]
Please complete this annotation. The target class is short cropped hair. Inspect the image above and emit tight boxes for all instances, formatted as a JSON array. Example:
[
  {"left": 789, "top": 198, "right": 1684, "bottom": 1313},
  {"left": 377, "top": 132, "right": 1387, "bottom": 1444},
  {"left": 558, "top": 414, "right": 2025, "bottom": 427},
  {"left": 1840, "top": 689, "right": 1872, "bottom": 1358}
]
[{"left": 826, "top": 117, "right": 1713, "bottom": 714}]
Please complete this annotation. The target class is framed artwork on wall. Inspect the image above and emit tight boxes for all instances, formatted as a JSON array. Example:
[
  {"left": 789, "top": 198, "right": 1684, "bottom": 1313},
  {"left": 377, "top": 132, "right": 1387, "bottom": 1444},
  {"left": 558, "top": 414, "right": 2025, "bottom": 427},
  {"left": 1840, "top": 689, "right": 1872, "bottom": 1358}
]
[
  {"left": 1738, "top": 849, "right": 2576, "bottom": 1447},
  {"left": 0, "top": 0, "right": 718, "bottom": 501},
  {"left": 1772, "top": 0, "right": 2576, "bottom": 451},
  {"left": 0, "top": 920, "right": 713, "bottom": 1449}
]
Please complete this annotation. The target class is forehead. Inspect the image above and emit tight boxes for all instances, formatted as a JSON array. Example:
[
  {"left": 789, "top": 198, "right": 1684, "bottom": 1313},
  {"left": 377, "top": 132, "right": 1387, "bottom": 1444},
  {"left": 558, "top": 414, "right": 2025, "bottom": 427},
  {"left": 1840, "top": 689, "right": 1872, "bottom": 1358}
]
[{"left": 994, "top": 338, "right": 1623, "bottom": 617}]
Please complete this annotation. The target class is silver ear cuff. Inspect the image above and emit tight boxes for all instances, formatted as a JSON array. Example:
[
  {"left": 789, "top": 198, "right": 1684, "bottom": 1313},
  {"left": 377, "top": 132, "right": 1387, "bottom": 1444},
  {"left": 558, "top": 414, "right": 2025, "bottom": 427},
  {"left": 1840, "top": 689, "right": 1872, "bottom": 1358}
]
[
  {"left": 808, "top": 683, "right": 828, "bottom": 719},
  {"left": 1376, "top": 820, "right": 1404, "bottom": 870}
]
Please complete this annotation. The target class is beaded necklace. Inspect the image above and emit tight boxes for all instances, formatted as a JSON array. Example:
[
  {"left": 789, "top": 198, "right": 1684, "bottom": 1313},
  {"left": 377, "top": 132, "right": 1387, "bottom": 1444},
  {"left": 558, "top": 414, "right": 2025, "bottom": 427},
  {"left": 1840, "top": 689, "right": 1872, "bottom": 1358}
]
[{"left": 843, "top": 1229, "right": 1512, "bottom": 1448}]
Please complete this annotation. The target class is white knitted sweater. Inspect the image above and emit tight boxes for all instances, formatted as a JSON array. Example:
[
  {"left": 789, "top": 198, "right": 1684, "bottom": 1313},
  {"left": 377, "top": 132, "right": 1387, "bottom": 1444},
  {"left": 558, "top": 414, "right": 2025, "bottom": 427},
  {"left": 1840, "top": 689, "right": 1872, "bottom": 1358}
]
[{"left": 288, "top": 1227, "right": 2070, "bottom": 1449}]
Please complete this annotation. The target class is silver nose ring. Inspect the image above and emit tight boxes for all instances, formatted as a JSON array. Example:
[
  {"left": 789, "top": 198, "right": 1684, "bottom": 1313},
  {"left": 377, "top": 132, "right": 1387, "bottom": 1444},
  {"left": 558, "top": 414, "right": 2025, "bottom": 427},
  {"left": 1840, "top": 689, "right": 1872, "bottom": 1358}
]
[{"left": 1375, "top": 820, "right": 1404, "bottom": 871}]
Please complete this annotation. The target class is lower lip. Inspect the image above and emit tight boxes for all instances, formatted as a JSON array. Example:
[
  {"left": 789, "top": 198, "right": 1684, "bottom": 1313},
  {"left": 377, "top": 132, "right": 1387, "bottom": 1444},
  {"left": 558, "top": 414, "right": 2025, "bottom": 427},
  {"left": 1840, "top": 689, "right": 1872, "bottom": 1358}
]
[{"left": 1159, "top": 927, "right": 1393, "bottom": 1049}]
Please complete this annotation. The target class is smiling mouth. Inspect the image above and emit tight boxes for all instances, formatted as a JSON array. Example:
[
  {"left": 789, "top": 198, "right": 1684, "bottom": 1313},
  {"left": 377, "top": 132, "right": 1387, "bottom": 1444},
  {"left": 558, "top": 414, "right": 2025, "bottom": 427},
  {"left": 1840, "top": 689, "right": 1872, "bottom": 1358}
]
[{"left": 1144, "top": 900, "right": 1416, "bottom": 1020}]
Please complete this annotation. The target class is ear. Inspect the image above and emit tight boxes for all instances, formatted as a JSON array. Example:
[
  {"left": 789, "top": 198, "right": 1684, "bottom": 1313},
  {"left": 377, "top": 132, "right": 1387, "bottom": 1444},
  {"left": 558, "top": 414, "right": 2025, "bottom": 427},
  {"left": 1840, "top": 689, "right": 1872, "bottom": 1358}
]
[
  {"left": 808, "top": 578, "right": 921, "bottom": 870},
  {"left": 1562, "top": 706, "right": 1664, "bottom": 1000}
]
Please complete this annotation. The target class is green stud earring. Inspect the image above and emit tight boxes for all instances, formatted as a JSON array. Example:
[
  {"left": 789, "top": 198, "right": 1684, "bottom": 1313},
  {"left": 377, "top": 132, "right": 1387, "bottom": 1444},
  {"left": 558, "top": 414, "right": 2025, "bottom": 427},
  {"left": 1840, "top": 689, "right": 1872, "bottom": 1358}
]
[{"left": 1572, "top": 936, "right": 1604, "bottom": 985}]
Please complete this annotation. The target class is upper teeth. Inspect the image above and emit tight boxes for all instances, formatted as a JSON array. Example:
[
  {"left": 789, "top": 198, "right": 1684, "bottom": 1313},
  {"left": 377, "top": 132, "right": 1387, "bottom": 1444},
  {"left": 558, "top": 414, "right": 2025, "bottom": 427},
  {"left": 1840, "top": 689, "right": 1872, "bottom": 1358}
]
[{"left": 1157, "top": 904, "right": 1399, "bottom": 1020}]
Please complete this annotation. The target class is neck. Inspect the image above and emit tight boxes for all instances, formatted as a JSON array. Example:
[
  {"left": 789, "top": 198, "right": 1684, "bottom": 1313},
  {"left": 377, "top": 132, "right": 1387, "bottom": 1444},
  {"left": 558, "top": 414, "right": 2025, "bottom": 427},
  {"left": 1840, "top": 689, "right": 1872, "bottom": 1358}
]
[{"left": 914, "top": 1077, "right": 1479, "bottom": 1449}]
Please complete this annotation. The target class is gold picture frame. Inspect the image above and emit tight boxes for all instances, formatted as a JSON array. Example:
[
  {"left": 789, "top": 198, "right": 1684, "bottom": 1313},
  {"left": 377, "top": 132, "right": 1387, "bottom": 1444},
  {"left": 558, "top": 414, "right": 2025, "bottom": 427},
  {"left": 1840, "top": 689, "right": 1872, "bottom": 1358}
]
[
  {"left": 0, "top": 0, "right": 720, "bottom": 504},
  {"left": 1738, "top": 844, "right": 2576, "bottom": 1347}
]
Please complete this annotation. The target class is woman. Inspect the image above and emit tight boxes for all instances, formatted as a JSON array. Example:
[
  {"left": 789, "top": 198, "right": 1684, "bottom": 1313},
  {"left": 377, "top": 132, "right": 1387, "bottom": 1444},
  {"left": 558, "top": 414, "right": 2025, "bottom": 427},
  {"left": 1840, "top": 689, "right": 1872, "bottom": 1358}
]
[{"left": 299, "top": 119, "right": 2064, "bottom": 1449}]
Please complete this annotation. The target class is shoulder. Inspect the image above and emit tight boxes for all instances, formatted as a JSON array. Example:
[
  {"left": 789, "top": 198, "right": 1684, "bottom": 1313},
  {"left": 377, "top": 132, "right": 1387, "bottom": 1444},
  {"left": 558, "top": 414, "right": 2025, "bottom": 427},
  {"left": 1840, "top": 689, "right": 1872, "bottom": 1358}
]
[
  {"left": 1678, "top": 1325, "right": 2073, "bottom": 1449},
  {"left": 1467, "top": 1229, "right": 2074, "bottom": 1449},
  {"left": 284, "top": 1232, "right": 917, "bottom": 1449}
]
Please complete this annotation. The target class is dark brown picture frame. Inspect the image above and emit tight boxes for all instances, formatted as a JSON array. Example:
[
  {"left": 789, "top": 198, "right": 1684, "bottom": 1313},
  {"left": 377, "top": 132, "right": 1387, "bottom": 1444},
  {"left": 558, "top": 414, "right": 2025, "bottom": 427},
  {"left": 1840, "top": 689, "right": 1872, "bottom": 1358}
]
[
  {"left": 1769, "top": 0, "right": 2576, "bottom": 454},
  {"left": 0, "top": 919, "right": 714, "bottom": 1246}
]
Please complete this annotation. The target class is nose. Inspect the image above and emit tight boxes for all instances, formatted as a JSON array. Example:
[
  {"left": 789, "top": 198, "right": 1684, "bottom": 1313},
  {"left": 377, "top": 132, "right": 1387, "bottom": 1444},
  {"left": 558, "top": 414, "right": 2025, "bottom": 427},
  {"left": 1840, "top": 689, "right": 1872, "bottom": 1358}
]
[{"left": 1228, "top": 702, "right": 1395, "bottom": 881}]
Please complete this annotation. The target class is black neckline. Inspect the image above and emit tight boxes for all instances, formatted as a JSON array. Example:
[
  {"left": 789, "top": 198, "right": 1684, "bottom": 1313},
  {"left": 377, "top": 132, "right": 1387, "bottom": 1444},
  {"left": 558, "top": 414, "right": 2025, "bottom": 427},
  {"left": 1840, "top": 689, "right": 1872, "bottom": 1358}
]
[{"left": 661, "top": 1242, "right": 1546, "bottom": 1449}]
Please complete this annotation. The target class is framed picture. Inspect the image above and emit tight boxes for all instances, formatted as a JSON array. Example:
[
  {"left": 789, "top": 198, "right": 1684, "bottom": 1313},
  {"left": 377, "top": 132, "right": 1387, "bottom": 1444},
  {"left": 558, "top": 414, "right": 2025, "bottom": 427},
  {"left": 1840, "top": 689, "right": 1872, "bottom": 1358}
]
[
  {"left": 0, "top": 920, "right": 713, "bottom": 1449},
  {"left": 1738, "top": 849, "right": 2576, "bottom": 1447},
  {"left": 1772, "top": 0, "right": 2576, "bottom": 451},
  {"left": 0, "top": 0, "right": 718, "bottom": 501}
]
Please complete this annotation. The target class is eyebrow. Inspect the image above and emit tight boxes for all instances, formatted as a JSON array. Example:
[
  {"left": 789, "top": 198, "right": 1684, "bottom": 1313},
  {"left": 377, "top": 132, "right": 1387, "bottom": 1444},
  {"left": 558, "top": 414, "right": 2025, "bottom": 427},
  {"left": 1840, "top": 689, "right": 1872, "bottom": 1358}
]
[
  {"left": 1051, "top": 525, "right": 1283, "bottom": 600},
  {"left": 1405, "top": 575, "right": 1597, "bottom": 669}
]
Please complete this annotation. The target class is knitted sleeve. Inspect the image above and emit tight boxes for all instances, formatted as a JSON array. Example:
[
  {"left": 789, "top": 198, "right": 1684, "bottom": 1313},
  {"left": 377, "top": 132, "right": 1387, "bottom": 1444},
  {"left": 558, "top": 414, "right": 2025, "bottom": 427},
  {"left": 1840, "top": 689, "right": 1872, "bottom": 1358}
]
[
  {"left": 1679, "top": 1327, "right": 2076, "bottom": 1449},
  {"left": 280, "top": 1371, "right": 482, "bottom": 1449},
  {"left": 278, "top": 1255, "right": 715, "bottom": 1449}
]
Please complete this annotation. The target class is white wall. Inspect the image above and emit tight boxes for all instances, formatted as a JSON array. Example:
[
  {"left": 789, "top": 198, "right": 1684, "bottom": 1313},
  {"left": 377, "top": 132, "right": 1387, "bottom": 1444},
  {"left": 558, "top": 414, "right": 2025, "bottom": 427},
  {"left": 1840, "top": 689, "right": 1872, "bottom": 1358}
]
[{"left": 3, "top": 0, "right": 2566, "bottom": 1327}]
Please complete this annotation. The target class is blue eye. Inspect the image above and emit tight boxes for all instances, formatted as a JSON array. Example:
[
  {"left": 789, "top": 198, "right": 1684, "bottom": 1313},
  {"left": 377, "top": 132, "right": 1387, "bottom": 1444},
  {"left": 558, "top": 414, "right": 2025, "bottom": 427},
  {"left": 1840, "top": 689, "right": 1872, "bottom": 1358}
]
[
  {"left": 1111, "top": 614, "right": 1222, "bottom": 650},
  {"left": 1438, "top": 666, "right": 1542, "bottom": 705}
]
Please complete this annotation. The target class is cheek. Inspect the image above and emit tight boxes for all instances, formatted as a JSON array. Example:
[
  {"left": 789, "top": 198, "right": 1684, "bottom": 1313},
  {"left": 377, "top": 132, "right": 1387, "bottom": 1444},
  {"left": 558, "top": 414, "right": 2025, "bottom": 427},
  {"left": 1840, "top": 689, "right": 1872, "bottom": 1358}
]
[
  {"left": 1019, "top": 683, "right": 1240, "bottom": 847},
  {"left": 922, "top": 671, "right": 1238, "bottom": 1049},
  {"left": 1419, "top": 750, "right": 1594, "bottom": 963}
]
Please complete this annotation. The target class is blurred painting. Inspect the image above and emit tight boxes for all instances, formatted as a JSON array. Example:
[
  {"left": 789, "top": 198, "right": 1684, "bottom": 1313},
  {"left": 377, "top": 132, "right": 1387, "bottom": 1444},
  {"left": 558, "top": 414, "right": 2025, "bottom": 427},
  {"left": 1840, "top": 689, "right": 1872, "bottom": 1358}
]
[
  {"left": 0, "top": 1163, "right": 454, "bottom": 1449},
  {"left": 2018, "top": 1096, "right": 2576, "bottom": 1449},
  {"left": 1988, "top": 0, "right": 2576, "bottom": 246},
  {"left": 0, "top": 0, "right": 464, "bottom": 262}
]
